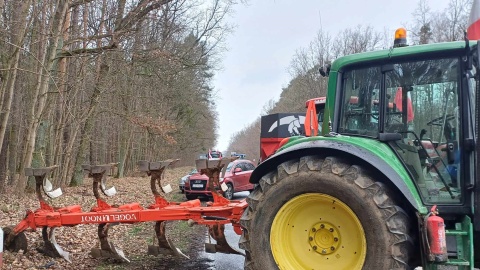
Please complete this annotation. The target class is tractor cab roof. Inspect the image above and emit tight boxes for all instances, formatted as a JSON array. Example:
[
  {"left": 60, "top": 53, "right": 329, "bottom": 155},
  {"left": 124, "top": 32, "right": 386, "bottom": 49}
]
[{"left": 331, "top": 41, "right": 471, "bottom": 72}]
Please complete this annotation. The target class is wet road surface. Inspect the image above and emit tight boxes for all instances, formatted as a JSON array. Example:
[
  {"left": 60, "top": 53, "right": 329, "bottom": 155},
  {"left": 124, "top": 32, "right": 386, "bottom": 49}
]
[{"left": 199, "top": 191, "right": 248, "bottom": 270}]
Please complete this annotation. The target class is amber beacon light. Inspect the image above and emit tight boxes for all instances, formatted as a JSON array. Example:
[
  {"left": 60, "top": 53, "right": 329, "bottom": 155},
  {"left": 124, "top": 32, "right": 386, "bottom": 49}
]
[{"left": 393, "top": 28, "right": 408, "bottom": 48}]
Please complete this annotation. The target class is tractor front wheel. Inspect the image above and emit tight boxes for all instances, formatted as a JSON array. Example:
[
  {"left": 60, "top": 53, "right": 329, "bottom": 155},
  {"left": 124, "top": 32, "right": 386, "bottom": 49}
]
[{"left": 240, "top": 156, "right": 413, "bottom": 270}]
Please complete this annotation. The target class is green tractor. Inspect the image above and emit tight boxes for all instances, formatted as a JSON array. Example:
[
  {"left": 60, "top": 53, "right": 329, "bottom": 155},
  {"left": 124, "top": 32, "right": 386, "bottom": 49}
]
[{"left": 240, "top": 29, "right": 480, "bottom": 269}]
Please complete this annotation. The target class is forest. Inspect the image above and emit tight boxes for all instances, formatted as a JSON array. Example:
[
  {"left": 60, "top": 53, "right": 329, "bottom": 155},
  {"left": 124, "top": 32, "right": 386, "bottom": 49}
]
[
  {"left": 0, "top": 0, "right": 472, "bottom": 195},
  {"left": 0, "top": 0, "right": 240, "bottom": 194}
]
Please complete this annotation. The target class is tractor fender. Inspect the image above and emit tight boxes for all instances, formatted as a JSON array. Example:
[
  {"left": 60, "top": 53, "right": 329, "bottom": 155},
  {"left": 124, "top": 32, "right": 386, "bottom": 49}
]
[{"left": 250, "top": 139, "right": 424, "bottom": 212}]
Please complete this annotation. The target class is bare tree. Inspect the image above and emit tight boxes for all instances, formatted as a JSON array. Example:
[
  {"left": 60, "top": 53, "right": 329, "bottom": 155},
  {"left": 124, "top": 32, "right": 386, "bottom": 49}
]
[
  {"left": 411, "top": 0, "right": 433, "bottom": 44},
  {"left": 0, "top": 0, "right": 32, "bottom": 160},
  {"left": 430, "top": 0, "right": 472, "bottom": 42},
  {"left": 0, "top": 0, "right": 241, "bottom": 194}
]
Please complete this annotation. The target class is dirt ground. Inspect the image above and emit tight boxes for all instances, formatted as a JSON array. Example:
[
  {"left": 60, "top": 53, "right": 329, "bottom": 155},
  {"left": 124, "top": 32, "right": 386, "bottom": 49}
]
[{"left": 0, "top": 166, "right": 213, "bottom": 270}]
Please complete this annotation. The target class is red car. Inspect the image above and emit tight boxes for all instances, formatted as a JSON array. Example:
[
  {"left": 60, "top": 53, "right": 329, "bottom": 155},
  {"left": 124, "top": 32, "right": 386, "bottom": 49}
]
[{"left": 184, "top": 159, "right": 256, "bottom": 200}]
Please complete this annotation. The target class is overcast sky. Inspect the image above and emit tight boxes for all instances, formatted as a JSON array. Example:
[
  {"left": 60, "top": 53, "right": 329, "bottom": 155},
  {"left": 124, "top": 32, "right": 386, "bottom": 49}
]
[{"left": 213, "top": 0, "right": 453, "bottom": 152}]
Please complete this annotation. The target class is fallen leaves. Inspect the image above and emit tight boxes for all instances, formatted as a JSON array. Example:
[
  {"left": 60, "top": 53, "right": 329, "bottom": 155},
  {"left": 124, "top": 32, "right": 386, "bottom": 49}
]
[{"left": 1, "top": 166, "right": 209, "bottom": 269}]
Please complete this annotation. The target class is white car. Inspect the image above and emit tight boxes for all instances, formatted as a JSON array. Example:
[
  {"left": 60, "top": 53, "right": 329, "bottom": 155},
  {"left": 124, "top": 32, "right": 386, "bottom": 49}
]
[{"left": 179, "top": 169, "right": 197, "bottom": 193}]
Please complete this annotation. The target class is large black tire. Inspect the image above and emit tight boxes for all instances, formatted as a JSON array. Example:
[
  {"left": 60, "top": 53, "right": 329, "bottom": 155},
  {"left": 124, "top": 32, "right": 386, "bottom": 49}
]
[{"left": 239, "top": 156, "right": 413, "bottom": 270}]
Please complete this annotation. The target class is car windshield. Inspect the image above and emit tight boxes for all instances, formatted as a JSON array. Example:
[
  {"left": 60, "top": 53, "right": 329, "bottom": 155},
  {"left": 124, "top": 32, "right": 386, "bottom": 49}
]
[{"left": 226, "top": 162, "right": 234, "bottom": 172}]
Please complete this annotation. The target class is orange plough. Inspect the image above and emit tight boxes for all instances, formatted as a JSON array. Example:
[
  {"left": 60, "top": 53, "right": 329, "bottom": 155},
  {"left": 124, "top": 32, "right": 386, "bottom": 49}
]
[{"left": 3, "top": 158, "right": 247, "bottom": 263}]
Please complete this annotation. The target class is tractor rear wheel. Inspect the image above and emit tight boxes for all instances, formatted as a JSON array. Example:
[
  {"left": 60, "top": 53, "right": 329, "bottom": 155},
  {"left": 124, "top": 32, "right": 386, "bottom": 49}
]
[{"left": 240, "top": 156, "right": 413, "bottom": 270}]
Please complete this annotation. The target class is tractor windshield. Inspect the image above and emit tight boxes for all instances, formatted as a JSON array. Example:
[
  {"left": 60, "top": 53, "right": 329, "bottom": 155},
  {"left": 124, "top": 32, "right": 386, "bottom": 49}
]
[{"left": 339, "top": 56, "right": 463, "bottom": 204}]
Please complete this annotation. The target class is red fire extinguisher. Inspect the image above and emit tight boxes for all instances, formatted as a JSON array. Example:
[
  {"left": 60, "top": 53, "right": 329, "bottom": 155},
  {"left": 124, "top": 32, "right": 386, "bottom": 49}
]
[{"left": 426, "top": 205, "right": 448, "bottom": 262}]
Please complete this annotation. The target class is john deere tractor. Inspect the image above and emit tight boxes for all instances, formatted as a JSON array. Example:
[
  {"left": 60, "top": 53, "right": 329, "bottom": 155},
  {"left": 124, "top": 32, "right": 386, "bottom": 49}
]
[{"left": 240, "top": 29, "right": 480, "bottom": 269}]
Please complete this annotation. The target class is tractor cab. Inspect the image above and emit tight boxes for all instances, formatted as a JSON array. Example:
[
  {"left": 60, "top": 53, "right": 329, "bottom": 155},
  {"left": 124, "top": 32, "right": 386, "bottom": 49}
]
[
  {"left": 338, "top": 56, "right": 466, "bottom": 205},
  {"left": 247, "top": 29, "right": 480, "bottom": 269}
]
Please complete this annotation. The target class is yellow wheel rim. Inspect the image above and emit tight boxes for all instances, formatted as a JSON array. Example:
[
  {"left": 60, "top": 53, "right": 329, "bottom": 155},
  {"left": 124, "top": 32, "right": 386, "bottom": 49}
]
[{"left": 271, "top": 193, "right": 366, "bottom": 270}]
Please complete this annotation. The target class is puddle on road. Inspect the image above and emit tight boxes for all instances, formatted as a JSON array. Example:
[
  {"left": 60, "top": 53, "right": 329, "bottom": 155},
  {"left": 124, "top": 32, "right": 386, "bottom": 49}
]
[{"left": 197, "top": 224, "right": 245, "bottom": 270}]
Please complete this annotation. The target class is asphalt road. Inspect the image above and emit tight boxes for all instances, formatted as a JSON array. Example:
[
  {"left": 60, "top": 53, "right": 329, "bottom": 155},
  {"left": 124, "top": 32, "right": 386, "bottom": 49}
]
[{"left": 199, "top": 191, "right": 249, "bottom": 270}]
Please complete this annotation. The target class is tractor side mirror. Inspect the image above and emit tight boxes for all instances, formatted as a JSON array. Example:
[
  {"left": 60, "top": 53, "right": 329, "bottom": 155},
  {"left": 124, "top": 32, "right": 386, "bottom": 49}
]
[
  {"left": 319, "top": 63, "right": 331, "bottom": 77},
  {"left": 446, "top": 140, "right": 458, "bottom": 165}
]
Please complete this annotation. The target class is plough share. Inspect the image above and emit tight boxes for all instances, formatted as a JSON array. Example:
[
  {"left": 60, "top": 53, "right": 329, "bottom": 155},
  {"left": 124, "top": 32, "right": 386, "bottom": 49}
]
[{"left": 3, "top": 158, "right": 246, "bottom": 263}]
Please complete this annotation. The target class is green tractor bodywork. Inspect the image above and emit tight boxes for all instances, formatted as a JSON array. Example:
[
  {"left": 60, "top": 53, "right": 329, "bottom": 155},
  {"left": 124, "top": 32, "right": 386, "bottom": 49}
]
[{"left": 243, "top": 41, "right": 479, "bottom": 269}]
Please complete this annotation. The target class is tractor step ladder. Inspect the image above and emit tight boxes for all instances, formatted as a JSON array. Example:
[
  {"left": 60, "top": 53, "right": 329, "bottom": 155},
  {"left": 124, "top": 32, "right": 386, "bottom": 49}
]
[{"left": 442, "top": 215, "right": 473, "bottom": 269}]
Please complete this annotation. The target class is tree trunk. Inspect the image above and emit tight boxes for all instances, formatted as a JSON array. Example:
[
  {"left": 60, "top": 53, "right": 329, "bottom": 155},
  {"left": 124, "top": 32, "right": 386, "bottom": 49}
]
[
  {"left": 7, "top": 120, "right": 18, "bottom": 185},
  {"left": 16, "top": 0, "right": 69, "bottom": 195},
  {"left": 0, "top": 0, "right": 32, "bottom": 158},
  {"left": 116, "top": 126, "right": 132, "bottom": 178},
  {"left": 70, "top": 61, "right": 108, "bottom": 186},
  {"left": 51, "top": 6, "right": 71, "bottom": 185},
  {"left": 0, "top": 131, "right": 8, "bottom": 193}
]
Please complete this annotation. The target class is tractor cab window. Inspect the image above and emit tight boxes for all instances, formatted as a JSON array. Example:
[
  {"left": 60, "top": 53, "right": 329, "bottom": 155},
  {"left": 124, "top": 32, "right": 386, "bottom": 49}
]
[
  {"left": 339, "top": 67, "right": 381, "bottom": 137},
  {"left": 338, "top": 57, "right": 463, "bottom": 204},
  {"left": 317, "top": 106, "right": 325, "bottom": 133},
  {"left": 384, "top": 58, "right": 461, "bottom": 204}
]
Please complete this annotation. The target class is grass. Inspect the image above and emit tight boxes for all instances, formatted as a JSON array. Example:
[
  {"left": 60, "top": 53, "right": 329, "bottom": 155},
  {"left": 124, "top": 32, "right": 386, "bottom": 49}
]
[
  {"left": 168, "top": 191, "right": 187, "bottom": 202},
  {"left": 167, "top": 220, "right": 202, "bottom": 251},
  {"left": 0, "top": 204, "right": 10, "bottom": 213},
  {"left": 0, "top": 202, "right": 22, "bottom": 213},
  {"left": 128, "top": 226, "right": 143, "bottom": 236}
]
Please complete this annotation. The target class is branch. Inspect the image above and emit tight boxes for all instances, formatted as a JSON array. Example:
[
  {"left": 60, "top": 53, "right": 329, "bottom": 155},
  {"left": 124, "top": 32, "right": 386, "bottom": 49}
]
[
  {"left": 69, "top": 0, "right": 95, "bottom": 9},
  {"left": 115, "top": 0, "right": 174, "bottom": 32},
  {"left": 59, "top": 0, "right": 174, "bottom": 59},
  {"left": 55, "top": 43, "right": 117, "bottom": 58}
]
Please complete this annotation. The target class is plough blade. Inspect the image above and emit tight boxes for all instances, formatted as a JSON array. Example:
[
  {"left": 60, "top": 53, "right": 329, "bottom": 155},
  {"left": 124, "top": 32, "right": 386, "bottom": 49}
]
[
  {"left": 147, "top": 221, "right": 189, "bottom": 259},
  {"left": 90, "top": 223, "right": 130, "bottom": 262},
  {"left": 37, "top": 227, "right": 71, "bottom": 262},
  {"left": 206, "top": 224, "right": 244, "bottom": 256},
  {"left": 43, "top": 178, "right": 63, "bottom": 199},
  {"left": 161, "top": 184, "right": 173, "bottom": 194},
  {"left": 100, "top": 175, "right": 117, "bottom": 197},
  {"left": 137, "top": 160, "right": 178, "bottom": 206},
  {"left": 204, "top": 242, "right": 217, "bottom": 253}
]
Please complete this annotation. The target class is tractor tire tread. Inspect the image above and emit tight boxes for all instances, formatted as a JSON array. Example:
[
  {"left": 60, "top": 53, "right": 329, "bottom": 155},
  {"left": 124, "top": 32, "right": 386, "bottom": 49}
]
[{"left": 240, "top": 155, "right": 413, "bottom": 270}]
